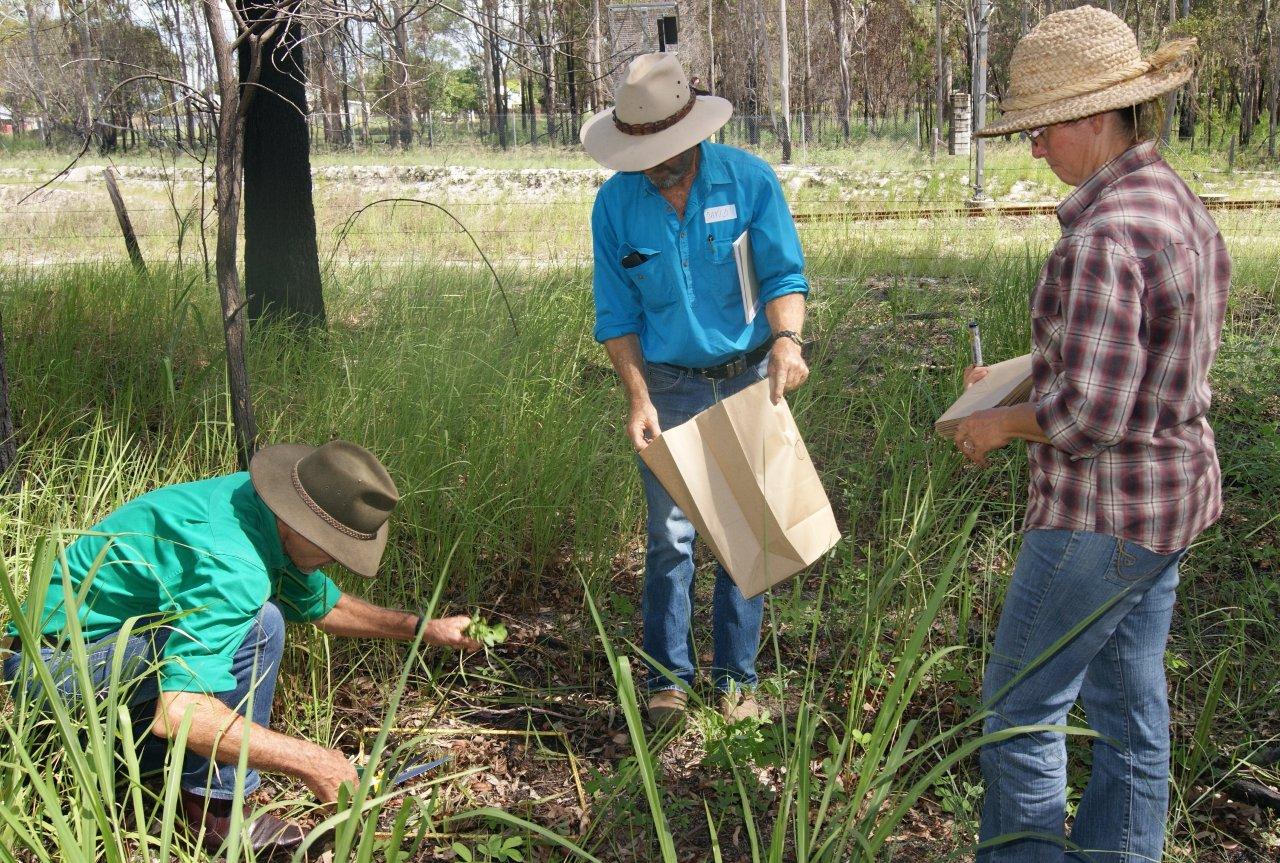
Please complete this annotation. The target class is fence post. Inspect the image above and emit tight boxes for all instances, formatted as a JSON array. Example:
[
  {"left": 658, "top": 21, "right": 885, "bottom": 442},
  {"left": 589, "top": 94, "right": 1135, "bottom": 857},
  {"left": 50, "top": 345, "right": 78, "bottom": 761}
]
[{"left": 103, "top": 168, "right": 147, "bottom": 274}]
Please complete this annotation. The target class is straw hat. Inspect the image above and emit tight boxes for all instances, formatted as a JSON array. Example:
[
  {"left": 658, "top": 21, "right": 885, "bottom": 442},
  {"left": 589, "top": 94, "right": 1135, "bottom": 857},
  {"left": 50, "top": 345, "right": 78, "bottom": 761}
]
[
  {"left": 251, "top": 440, "right": 399, "bottom": 578},
  {"left": 581, "top": 53, "right": 733, "bottom": 171},
  {"left": 978, "top": 5, "right": 1196, "bottom": 138}
]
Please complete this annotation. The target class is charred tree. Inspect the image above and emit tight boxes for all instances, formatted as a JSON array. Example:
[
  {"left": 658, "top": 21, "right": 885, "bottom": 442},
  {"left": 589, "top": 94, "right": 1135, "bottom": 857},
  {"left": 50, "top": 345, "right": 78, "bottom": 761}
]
[{"left": 237, "top": 0, "right": 326, "bottom": 327}]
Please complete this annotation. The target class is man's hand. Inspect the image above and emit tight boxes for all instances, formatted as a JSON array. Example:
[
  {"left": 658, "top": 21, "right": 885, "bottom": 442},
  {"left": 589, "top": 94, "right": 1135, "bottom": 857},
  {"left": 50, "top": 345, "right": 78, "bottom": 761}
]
[
  {"left": 954, "top": 407, "right": 1015, "bottom": 467},
  {"left": 302, "top": 748, "right": 360, "bottom": 806},
  {"left": 421, "top": 615, "right": 482, "bottom": 650},
  {"left": 627, "top": 400, "right": 662, "bottom": 451},
  {"left": 767, "top": 337, "right": 809, "bottom": 405}
]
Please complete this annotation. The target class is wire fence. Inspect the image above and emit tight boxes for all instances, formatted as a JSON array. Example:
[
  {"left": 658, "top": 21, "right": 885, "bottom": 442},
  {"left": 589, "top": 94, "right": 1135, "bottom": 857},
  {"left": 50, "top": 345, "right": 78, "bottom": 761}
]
[{"left": 4, "top": 141, "right": 1280, "bottom": 271}]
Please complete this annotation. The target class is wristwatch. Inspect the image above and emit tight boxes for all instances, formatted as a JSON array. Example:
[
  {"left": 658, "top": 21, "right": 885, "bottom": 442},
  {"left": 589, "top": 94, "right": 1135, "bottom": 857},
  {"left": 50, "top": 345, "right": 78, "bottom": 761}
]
[{"left": 773, "top": 330, "right": 804, "bottom": 349}]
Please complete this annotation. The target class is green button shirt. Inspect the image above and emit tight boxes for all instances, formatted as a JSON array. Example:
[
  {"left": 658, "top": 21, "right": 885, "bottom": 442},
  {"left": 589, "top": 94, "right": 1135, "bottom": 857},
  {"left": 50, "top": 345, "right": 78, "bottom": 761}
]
[{"left": 8, "top": 473, "right": 341, "bottom": 694}]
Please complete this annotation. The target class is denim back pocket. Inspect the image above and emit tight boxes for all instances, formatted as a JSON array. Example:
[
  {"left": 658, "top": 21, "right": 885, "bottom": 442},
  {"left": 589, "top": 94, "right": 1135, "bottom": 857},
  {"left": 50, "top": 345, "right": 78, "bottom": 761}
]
[{"left": 1104, "top": 538, "right": 1182, "bottom": 587}]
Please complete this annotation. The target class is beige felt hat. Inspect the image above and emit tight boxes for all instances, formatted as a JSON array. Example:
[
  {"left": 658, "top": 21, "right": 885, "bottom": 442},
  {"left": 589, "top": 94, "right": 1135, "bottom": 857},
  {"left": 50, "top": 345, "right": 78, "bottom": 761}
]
[
  {"left": 581, "top": 53, "right": 733, "bottom": 171},
  {"left": 251, "top": 440, "right": 399, "bottom": 578},
  {"left": 978, "top": 5, "right": 1196, "bottom": 138}
]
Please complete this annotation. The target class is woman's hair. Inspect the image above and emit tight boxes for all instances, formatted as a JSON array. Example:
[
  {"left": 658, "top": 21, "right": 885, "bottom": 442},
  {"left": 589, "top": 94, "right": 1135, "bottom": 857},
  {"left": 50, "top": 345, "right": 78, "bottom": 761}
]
[{"left": 1114, "top": 98, "right": 1166, "bottom": 143}]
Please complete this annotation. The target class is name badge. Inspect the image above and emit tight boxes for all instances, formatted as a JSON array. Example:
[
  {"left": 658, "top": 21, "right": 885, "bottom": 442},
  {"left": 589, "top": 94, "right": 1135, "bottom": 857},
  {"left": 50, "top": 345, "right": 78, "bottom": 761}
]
[{"left": 704, "top": 204, "right": 737, "bottom": 224}]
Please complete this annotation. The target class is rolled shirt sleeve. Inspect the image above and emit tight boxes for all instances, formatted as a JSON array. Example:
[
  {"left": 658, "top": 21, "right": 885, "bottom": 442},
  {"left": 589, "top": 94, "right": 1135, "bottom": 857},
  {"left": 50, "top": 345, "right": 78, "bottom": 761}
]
[
  {"left": 748, "top": 166, "right": 809, "bottom": 305},
  {"left": 1035, "top": 236, "right": 1147, "bottom": 459},
  {"left": 591, "top": 194, "right": 644, "bottom": 344}
]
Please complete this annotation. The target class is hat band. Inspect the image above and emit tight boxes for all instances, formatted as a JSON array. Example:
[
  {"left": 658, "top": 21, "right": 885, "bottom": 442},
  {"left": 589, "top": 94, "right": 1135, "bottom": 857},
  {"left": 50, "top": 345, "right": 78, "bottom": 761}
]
[
  {"left": 613, "top": 87, "right": 697, "bottom": 136},
  {"left": 291, "top": 463, "right": 378, "bottom": 541},
  {"left": 1001, "top": 58, "right": 1152, "bottom": 112}
]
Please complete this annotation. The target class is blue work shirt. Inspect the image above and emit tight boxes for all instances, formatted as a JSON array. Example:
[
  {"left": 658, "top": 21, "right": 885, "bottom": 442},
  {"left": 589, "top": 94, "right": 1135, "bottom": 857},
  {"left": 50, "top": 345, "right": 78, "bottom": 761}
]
[{"left": 591, "top": 141, "right": 809, "bottom": 368}]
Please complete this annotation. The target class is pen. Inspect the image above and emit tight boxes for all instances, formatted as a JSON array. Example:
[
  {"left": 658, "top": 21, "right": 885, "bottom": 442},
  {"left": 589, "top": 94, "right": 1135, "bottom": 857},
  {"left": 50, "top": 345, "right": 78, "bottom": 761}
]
[{"left": 968, "top": 321, "right": 984, "bottom": 367}]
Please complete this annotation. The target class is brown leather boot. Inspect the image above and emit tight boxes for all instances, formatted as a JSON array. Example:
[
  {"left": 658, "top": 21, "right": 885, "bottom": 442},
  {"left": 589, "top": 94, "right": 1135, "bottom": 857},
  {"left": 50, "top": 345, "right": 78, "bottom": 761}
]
[
  {"left": 180, "top": 790, "right": 306, "bottom": 856},
  {"left": 647, "top": 688, "right": 689, "bottom": 728}
]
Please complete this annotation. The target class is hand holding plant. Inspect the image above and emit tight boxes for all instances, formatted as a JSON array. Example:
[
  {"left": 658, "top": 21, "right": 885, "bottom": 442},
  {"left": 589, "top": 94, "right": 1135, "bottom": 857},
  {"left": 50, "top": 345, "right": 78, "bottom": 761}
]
[
  {"left": 421, "top": 614, "right": 483, "bottom": 650},
  {"left": 465, "top": 611, "right": 509, "bottom": 648}
]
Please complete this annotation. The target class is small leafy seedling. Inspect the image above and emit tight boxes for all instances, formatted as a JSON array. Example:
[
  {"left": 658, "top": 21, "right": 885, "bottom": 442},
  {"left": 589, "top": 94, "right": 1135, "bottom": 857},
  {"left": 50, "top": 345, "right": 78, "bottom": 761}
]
[{"left": 466, "top": 611, "right": 508, "bottom": 648}]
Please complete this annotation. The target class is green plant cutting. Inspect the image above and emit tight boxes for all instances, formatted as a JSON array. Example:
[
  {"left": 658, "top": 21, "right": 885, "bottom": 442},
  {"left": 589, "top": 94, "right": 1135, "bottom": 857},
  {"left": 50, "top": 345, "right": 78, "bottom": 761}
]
[{"left": 466, "top": 612, "right": 508, "bottom": 648}]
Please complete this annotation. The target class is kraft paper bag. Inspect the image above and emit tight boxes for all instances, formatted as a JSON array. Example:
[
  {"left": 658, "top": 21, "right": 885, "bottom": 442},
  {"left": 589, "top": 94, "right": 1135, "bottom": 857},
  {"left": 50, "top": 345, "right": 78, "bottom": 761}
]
[{"left": 639, "top": 379, "right": 842, "bottom": 598}]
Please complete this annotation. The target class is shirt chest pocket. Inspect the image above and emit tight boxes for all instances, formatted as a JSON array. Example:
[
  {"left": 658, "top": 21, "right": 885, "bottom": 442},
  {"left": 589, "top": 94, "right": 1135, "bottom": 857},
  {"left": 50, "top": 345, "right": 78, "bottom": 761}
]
[
  {"left": 1030, "top": 278, "right": 1064, "bottom": 359},
  {"left": 619, "top": 244, "right": 678, "bottom": 310},
  {"left": 704, "top": 222, "right": 739, "bottom": 266}
]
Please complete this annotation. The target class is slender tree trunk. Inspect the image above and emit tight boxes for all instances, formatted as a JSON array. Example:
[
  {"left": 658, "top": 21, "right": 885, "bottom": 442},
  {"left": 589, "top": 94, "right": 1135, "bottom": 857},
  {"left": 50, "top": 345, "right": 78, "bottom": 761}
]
[
  {"left": 830, "top": 0, "right": 852, "bottom": 140},
  {"left": 592, "top": 0, "right": 605, "bottom": 111},
  {"left": 534, "top": 0, "right": 556, "bottom": 145},
  {"left": 933, "top": 0, "right": 944, "bottom": 159},
  {"left": 387, "top": 3, "right": 413, "bottom": 148},
  {"left": 1268, "top": 0, "right": 1278, "bottom": 158},
  {"left": 1160, "top": 0, "right": 1177, "bottom": 142},
  {"left": 24, "top": 0, "right": 50, "bottom": 145},
  {"left": 237, "top": 0, "right": 326, "bottom": 326},
  {"left": 567, "top": 51, "right": 579, "bottom": 141},
  {"left": 202, "top": 0, "right": 258, "bottom": 469},
  {"left": 488, "top": 0, "right": 508, "bottom": 149},
  {"left": 779, "top": 0, "right": 792, "bottom": 162},
  {"left": 802, "top": 0, "right": 812, "bottom": 143}
]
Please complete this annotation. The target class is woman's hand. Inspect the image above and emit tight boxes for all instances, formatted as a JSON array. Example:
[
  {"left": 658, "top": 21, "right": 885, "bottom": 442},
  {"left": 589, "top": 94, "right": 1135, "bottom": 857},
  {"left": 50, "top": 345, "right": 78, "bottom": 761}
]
[
  {"left": 953, "top": 407, "right": 1015, "bottom": 467},
  {"left": 963, "top": 364, "right": 990, "bottom": 389}
]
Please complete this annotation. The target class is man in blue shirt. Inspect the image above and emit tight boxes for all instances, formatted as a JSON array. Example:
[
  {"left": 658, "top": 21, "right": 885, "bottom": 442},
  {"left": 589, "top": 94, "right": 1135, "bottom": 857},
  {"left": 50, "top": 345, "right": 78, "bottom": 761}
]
[{"left": 581, "top": 53, "right": 810, "bottom": 724}]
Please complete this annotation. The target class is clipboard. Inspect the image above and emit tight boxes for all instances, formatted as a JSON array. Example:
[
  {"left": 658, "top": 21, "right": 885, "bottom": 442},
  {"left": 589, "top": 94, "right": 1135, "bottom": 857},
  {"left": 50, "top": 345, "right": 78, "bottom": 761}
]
[{"left": 732, "top": 230, "right": 761, "bottom": 324}]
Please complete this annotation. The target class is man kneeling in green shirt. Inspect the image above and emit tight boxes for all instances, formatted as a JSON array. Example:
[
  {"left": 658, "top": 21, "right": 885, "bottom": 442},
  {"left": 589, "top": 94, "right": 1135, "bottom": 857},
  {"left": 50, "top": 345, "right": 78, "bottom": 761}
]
[{"left": 2, "top": 439, "right": 480, "bottom": 853}]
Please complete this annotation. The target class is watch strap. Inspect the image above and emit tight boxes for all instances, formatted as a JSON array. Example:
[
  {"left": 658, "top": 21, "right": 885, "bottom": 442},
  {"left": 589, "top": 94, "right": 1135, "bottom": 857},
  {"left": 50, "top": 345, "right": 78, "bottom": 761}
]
[{"left": 773, "top": 330, "right": 804, "bottom": 349}]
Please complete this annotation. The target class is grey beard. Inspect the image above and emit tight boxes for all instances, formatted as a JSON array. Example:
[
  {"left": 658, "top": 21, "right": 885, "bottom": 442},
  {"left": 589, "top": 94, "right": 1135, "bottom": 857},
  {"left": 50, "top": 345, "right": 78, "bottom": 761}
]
[
  {"left": 650, "top": 167, "right": 688, "bottom": 190},
  {"left": 648, "top": 150, "right": 697, "bottom": 189}
]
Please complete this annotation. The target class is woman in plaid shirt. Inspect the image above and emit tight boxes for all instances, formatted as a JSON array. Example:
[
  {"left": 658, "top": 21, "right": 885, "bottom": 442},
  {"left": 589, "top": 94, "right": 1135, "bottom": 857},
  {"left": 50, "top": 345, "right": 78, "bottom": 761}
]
[{"left": 952, "top": 8, "right": 1229, "bottom": 863}]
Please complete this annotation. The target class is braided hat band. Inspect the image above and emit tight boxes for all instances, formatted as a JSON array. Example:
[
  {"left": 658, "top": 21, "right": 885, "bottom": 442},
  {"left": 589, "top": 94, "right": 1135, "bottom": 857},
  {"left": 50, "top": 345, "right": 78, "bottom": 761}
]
[
  {"left": 613, "top": 87, "right": 698, "bottom": 136},
  {"left": 290, "top": 462, "right": 378, "bottom": 541}
]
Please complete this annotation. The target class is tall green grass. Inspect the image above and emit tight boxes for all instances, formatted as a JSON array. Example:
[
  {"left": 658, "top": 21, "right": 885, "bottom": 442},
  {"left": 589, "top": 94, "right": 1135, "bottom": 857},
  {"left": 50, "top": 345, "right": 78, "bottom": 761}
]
[{"left": 1, "top": 212, "right": 1277, "bottom": 860}]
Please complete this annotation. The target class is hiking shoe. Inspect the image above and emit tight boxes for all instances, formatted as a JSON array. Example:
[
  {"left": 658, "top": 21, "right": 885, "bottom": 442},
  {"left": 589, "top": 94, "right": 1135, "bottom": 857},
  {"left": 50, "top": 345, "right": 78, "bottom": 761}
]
[
  {"left": 180, "top": 790, "right": 305, "bottom": 856},
  {"left": 719, "top": 691, "right": 765, "bottom": 723},
  {"left": 646, "top": 688, "right": 689, "bottom": 727}
]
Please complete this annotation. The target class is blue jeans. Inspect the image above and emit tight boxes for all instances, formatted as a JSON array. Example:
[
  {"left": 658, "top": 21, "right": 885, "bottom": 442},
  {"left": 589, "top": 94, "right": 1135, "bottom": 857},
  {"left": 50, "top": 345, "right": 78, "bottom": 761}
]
[
  {"left": 3, "top": 602, "right": 286, "bottom": 800},
  {"left": 977, "top": 529, "right": 1184, "bottom": 863},
  {"left": 637, "top": 356, "right": 768, "bottom": 693}
]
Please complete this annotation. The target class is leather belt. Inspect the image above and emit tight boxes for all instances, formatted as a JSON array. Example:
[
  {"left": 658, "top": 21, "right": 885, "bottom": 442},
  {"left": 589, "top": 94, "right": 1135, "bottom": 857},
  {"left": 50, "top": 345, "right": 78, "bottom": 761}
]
[{"left": 660, "top": 339, "right": 773, "bottom": 381}]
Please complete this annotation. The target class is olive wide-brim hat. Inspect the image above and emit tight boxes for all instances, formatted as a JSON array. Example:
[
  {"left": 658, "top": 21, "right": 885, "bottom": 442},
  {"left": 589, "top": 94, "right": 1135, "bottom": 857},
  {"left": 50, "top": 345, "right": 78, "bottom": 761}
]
[
  {"left": 978, "top": 5, "right": 1196, "bottom": 138},
  {"left": 581, "top": 52, "right": 733, "bottom": 172},
  {"left": 250, "top": 440, "right": 399, "bottom": 578}
]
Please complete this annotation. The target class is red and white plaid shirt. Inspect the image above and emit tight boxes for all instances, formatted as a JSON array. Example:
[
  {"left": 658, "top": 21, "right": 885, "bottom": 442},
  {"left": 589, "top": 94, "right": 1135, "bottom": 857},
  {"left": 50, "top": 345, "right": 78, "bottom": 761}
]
[{"left": 1026, "top": 142, "right": 1230, "bottom": 554}]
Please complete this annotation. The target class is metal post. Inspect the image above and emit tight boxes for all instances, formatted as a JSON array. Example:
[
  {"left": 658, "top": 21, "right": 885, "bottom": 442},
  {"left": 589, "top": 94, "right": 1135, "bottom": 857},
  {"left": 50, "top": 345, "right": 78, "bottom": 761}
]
[{"left": 970, "top": 0, "right": 993, "bottom": 206}]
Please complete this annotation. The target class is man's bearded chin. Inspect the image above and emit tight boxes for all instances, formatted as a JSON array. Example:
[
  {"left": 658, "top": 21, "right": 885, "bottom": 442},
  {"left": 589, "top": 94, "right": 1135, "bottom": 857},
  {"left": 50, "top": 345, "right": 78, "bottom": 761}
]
[{"left": 647, "top": 148, "right": 697, "bottom": 189}]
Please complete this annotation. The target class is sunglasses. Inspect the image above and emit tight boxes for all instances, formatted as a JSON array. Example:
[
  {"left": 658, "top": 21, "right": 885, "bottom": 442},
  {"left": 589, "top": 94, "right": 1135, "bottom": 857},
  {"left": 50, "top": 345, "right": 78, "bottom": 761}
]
[{"left": 1020, "top": 127, "right": 1046, "bottom": 142}]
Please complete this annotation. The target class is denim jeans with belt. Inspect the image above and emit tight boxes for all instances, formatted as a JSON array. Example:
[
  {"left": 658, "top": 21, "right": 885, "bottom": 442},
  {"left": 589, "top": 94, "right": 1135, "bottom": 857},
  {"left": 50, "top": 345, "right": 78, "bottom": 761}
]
[
  {"left": 2, "top": 601, "right": 286, "bottom": 800},
  {"left": 636, "top": 356, "right": 769, "bottom": 694},
  {"left": 978, "top": 529, "right": 1184, "bottom": 863}
]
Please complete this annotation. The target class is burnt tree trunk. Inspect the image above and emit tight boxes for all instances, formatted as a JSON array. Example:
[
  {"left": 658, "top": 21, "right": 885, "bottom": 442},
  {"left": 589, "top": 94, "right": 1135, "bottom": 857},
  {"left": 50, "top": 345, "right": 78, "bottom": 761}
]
[{"left": 237, "top": 0, "right": 325, "bottom": 327}]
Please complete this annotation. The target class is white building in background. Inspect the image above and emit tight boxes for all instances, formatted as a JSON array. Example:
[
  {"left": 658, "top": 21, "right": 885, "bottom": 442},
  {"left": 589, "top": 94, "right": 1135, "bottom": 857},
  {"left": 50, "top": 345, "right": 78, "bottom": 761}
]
[{"left": 606, "top": 2, "right": 680, "bottom": 87}]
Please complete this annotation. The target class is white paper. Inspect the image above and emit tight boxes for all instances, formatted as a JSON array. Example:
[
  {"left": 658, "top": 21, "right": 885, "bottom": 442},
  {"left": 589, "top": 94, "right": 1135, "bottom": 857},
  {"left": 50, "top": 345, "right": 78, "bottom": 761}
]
[{"left": 733, "top": 230, "right": 761, "bottom": 324}]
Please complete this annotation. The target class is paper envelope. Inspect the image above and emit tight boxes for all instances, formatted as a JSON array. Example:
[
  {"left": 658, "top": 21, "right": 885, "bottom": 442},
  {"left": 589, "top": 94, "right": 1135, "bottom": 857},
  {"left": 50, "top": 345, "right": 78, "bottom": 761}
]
[{"left": 640, "top": 379, "right": 842, "bottom": 598}]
